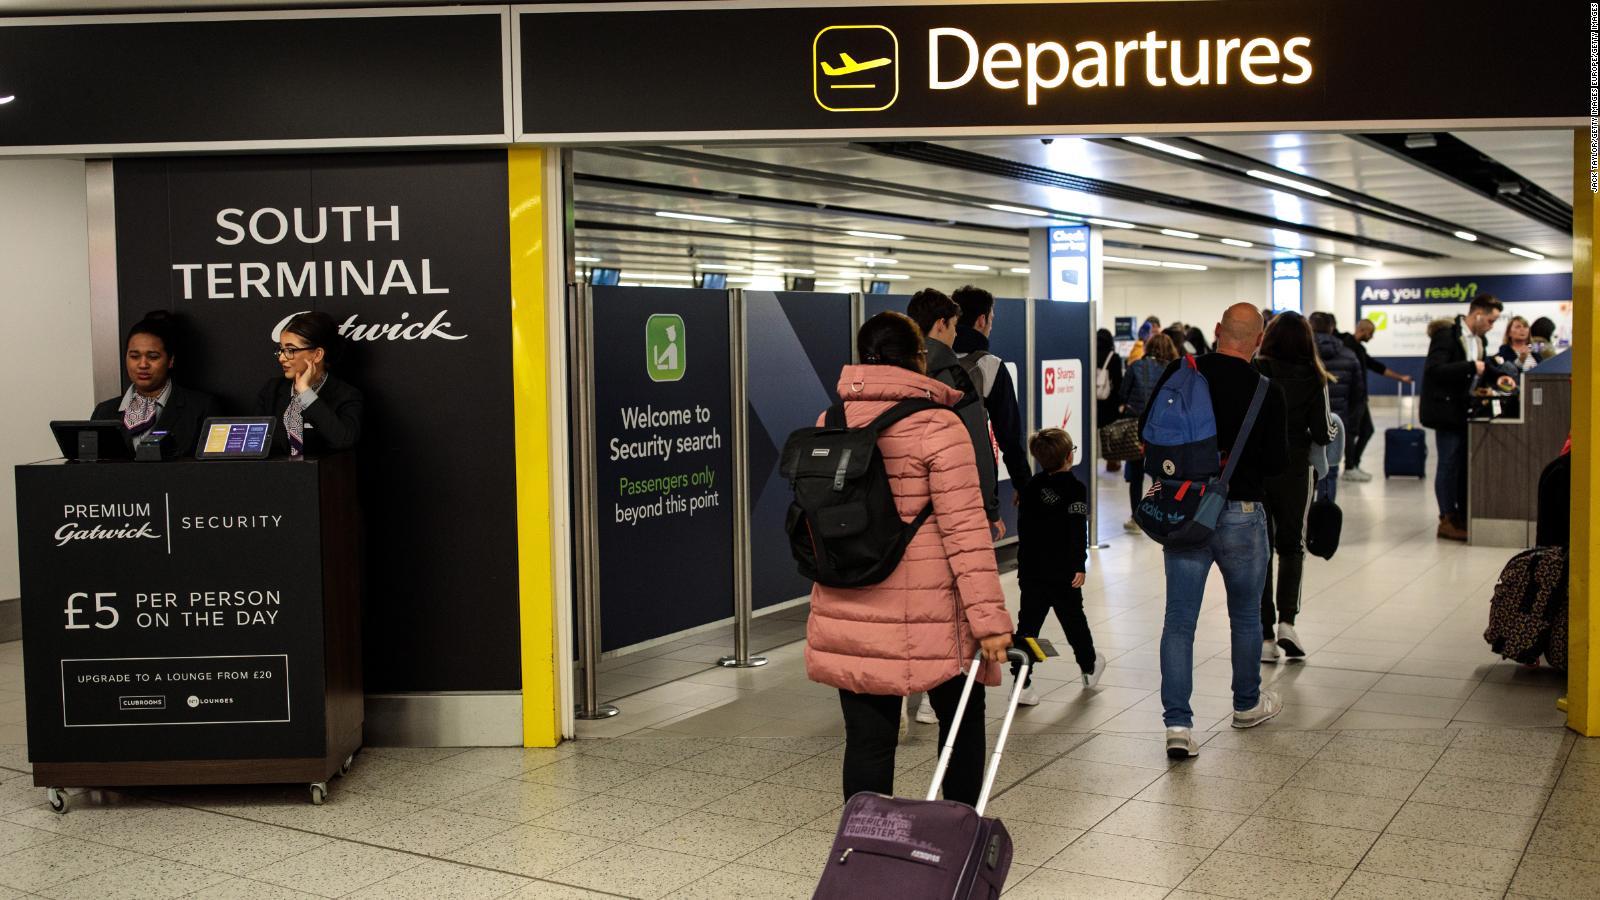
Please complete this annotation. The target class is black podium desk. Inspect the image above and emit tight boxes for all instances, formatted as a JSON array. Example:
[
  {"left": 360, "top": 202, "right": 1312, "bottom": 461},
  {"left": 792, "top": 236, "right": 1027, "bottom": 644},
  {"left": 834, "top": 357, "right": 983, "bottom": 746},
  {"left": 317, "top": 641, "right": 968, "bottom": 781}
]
[{"left": 13, "top": 453, "right": 361, "bottom": 808}]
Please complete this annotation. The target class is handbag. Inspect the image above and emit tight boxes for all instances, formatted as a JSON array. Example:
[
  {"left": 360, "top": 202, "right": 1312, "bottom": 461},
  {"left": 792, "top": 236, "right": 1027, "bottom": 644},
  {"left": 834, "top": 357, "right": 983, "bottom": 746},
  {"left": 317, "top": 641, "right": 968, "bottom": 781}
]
[{"left": 1097, "top": 417, "right": 1141, "bottom": 461}]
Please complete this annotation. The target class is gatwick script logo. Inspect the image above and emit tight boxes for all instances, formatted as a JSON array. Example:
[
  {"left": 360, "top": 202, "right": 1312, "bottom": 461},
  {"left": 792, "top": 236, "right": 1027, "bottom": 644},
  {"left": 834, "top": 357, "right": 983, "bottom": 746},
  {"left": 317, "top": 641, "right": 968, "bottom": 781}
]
[{"left": 813, "top": 25, "right": 899, "bottom": 112}]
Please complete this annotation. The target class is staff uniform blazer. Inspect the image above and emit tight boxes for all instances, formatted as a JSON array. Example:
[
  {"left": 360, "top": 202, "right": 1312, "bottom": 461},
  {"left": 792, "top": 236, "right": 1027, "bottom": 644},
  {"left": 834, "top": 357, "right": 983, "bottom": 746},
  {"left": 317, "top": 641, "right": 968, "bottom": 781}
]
[
  {"left": 256, "top": 373, "right": 363, "bottom": 456},
  {"left": 90, "top": 382, "right": 220, "bottom": 460}
]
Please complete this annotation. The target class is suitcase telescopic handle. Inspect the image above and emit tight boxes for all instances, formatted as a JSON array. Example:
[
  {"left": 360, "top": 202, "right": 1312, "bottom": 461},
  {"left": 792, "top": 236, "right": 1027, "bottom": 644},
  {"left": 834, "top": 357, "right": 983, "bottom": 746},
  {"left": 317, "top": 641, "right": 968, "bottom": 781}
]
[{"left": 925, "top": 648, "right": 1034, "bottom": 815}]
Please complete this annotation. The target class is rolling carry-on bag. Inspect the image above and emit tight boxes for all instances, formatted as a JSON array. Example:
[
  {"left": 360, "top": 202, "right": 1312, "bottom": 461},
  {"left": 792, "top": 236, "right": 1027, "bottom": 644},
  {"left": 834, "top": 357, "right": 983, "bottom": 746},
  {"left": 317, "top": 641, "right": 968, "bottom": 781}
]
[
  {"left": 813, "top": 648, "right": 1036, "bottom": 900},
  {"left": 1384, "top": 382, "right": 1427, "bottom": 479}
]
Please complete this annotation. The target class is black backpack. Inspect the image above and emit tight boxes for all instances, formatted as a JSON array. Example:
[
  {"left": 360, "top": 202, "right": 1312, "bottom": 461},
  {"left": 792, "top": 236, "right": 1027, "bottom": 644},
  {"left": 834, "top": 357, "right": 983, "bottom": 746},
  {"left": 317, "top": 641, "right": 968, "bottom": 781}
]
[{"left": 780, "top": 399, "right": 949, "bottom": 588}]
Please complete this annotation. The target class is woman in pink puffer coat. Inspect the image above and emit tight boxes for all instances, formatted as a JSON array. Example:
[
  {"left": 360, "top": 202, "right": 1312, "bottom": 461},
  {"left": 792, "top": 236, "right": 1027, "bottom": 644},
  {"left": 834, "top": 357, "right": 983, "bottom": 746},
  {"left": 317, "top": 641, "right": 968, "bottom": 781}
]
[{"left": 806, "top": 312, "right": 1014, "bottom": 807}]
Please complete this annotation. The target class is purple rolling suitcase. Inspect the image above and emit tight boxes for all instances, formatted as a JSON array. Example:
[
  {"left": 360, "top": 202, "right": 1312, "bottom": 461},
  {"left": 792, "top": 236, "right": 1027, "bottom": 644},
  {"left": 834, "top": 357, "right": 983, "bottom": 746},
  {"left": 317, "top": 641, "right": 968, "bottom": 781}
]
[
  {"left": 1384, "top": 382, "right": 1427, "bottom": 479},
  {"left": 813, "top": 650, "right": 1031, "bottom": 900}
]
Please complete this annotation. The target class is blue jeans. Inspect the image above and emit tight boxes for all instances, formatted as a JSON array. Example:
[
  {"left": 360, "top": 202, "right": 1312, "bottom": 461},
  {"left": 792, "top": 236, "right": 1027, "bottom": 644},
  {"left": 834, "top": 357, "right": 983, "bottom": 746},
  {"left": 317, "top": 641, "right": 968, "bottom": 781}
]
[
  {"left": 1434, "top": 428, "right": 1467, "bottom": 524},
  {"left": 1160, "top": 502, "right": 1269, "bottom": 727}
]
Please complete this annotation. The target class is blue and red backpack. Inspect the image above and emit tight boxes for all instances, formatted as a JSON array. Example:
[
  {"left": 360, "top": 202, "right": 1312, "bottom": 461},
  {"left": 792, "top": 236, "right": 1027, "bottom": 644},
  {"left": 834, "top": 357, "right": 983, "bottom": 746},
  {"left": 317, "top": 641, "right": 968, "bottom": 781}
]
[{"left": 1134, "top": 356, "right": 1268, "bottom": 548}]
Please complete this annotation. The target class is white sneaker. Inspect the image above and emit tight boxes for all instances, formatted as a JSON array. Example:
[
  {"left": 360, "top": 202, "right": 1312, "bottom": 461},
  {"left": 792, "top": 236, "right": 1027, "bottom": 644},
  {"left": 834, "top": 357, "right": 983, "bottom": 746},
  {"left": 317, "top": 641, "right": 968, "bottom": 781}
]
[
  {"left": 1261, "top": 640, "right": 1282, "bottom": 663},
  {"left": 914, "top": 703, "right": 939, "bottom": 725},
  {"left": 1342, "top": 467, "right": 1373, "bottom": 483},
  {"left": 1276, "top": 623, "right": 1306, "bottom": 659},
  {"left": 1017, "top": 681, "right": 1040, "bottom": 707},
  {"left": 1123, "top": 518, "right": 1141, "bottom": 533},
  {"left": 1232, "top": 690, "right": 1283, "bottom": 729},
  {"left": 1083, "top": 654, "right": 1108, "bottom": 689},
  {"left": 1165, "top": 726, "right": 1200, "bottom": 759}
]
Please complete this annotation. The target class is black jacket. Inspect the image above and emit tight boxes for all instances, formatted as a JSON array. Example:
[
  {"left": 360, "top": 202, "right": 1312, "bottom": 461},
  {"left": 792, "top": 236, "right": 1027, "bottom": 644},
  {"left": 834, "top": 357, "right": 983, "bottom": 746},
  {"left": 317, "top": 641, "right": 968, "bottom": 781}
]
[
  {"left": 91, "top": 382, "right": 221, "bottom": 460},
  {"left": 1253, "top": 359, "right": 1333, "bottom": 454},
  {"left": 954, "top": 326, "right": 1031, "bottom": 486},
  {"left": 1421, "top": 318, "right": 1485, "bottom": 431},
  {"left": 1018, "top": 470, "right": 1088, "bottom": 582},
  {"left": 1314, "top": 332, "right": 1365, "bottom": 420},
  {"left": 257, "top": 374, "right": 364, "bottom": 456}
]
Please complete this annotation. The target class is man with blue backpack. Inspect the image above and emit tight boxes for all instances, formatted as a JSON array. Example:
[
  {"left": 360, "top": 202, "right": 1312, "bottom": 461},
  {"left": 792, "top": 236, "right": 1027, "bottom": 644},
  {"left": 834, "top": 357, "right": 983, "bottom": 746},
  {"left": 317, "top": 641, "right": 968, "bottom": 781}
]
[{"left": 1135, "top": 303, "right": 1290, "bottom": 759}]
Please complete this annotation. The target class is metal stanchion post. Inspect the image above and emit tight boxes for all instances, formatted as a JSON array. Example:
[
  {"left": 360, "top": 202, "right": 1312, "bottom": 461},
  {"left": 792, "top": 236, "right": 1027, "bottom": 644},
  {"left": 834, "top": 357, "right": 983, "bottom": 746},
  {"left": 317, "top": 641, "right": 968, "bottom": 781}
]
[
  {"left": 721, "top": 289, "right": 767, "bottom": 669},
  {"left": 1088, "top": 300, "right": 1109, "bottom": 549},
  {"left": 571, "top": 284, "right": 618, "bottom": 719}
]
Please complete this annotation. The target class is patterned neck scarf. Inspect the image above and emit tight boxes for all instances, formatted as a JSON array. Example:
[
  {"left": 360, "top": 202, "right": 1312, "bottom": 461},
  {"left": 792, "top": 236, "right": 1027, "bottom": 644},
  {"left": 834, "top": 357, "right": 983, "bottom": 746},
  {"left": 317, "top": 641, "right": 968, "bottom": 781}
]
[
  {"left": 120, "top": 382, "right": 170, "bottom": 437},
  {"left": 283, "top": 374, "right": 329, "bottom": 457}
]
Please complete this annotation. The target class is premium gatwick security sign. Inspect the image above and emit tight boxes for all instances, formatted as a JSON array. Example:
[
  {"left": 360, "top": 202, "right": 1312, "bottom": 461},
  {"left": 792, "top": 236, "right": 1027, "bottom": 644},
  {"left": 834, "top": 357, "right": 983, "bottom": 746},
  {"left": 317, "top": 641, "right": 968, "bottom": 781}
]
[
  {"left": 518, "top": 1, "right": 1585, "bottom": 138},
  {"left": 15, "top": 461, "right": 322, "bottom": 762}
]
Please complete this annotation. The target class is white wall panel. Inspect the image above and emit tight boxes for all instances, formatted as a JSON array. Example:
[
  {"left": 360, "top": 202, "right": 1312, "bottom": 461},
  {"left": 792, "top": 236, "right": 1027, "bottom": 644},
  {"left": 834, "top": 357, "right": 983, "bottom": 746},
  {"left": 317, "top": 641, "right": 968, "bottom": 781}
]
[{"left": 0, "top": 159, "right": 92, "bottom": 600}]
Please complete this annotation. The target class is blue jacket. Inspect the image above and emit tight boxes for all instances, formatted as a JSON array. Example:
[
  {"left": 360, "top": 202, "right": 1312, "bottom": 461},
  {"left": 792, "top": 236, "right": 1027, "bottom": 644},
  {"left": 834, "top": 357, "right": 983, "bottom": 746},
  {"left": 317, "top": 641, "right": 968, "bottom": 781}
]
[{"left": 1120, "top": 356, "right": 1166, "bottom": 418}]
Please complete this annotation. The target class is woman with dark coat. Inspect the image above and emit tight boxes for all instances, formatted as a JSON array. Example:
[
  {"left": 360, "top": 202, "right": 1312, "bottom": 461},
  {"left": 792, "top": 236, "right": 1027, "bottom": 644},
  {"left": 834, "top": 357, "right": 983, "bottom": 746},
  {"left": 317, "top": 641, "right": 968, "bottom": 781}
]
[
  {"left": 1095, "top": 328, "right": 1125, "bottom": 472},
  {"left": 91, "top": 311, "right": 220, "bottom": 459},
  {"left": 1254, "top": 312, "right": 1334, "bottom": 663},
  {"left": 258, "top": 311, "right": 363, "bottom": 457},
  {"left": 1118, "top": 332, "right": 1178, "bottom": 531}
]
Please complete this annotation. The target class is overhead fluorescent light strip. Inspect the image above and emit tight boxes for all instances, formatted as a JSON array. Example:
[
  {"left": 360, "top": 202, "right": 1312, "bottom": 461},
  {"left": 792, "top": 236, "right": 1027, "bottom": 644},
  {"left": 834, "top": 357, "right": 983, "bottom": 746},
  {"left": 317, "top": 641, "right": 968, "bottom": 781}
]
[
  {"left": 1453, "top": 231, "right": 1478, "bottom": 242},
  {"left": 854, "top": 256, "right": 898, "bottom": 265},
  {"left": 1341, "top": 257, "right": 1377, "bottom": 267},
  {"left": 1160, "top": 229, "right": 1200, "bottom": 239},
  {"left": 952, "top": 264, "right": 991, "bottom": 271},
  {"left": 1103, "top": 255, "right": 1161, "bottom": 267},
  {"left": 1160, "top": 262, "right": 1208, "bottom": 271},
  {"left": 1088, "top": 218, "right": 1136, "bottom": 229},
  {"left": 1220, "top": 238, "right": 1254, "bottom": 248},
  {"left": 655, "top": 211, "right": 735, "bottom": 224},
  {"left": 1009, "top": 267, "right": 1031, "bottom": 274},
  {"left": 620, "top": 272, "right": 696, "bottom": 281},
  {"left": 987, "top": 203, "right": 1051, "bottom": 217},
  {"left": 1246, "top": 170, "right": 1333, "bottom": 198},
  {"left": 846, "top": 230, "right": 906, "bottom": 241},
  {"left": 574, "top": 256, "right": 601, "bottom": 263},
  {"left": 1508, "top": 247, "right": 1546, "bottom": 260},
  {"left": 1123, "top": 136, "right": 1206, "bottom": 161}
]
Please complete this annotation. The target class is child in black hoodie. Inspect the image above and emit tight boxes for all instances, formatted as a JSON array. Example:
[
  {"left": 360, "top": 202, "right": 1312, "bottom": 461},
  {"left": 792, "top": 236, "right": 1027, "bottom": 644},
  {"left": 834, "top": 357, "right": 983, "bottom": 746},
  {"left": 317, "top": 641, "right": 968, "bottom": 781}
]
[{"left": 1014, "top": 428, "right": 1106, "bottom": 704}]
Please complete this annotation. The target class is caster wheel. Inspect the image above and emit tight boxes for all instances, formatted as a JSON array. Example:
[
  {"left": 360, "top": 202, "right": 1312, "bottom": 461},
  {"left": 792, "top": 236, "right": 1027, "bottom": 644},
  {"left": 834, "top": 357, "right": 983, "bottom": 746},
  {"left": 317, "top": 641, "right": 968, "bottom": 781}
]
[
  {"left": 46, "top": 788, "right": 65, "bottom": 814},
  {"left": 309, "top": 782, "right": 327, "bottom": 806},
  {"left": 338, "top": 754, "right": 353, "bottom": 777}
]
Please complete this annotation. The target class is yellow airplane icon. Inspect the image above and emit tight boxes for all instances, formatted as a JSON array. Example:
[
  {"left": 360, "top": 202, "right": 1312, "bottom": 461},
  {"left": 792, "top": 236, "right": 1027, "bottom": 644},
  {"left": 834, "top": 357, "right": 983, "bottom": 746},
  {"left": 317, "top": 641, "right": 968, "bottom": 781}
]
[{"left": 820, "top": 52, "right": 892, "bottom": 77}]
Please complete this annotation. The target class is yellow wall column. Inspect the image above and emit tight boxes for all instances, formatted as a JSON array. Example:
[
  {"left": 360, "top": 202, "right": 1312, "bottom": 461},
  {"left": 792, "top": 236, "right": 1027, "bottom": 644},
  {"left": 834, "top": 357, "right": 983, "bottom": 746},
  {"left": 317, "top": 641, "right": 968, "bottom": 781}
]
[
  {"left": 1571, "top": 129, "right": 1599, "bottom": 736},
  {"left": 509, "top": 147, "right": 563, "bottom": 747}
]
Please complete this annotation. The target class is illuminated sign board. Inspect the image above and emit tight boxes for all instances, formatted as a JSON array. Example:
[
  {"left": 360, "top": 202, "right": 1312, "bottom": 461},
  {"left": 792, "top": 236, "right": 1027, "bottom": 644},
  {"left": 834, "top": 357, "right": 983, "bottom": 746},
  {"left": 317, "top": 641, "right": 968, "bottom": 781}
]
[
  {"left": 1048, "top": 225, "right": 1092, "bottom": 303},
  {"left": 518, "top": 2, "right": 1585, "bottom": 139},
  {"left": 1272, "top": 258, "right": 1303, "bottom": 312}
]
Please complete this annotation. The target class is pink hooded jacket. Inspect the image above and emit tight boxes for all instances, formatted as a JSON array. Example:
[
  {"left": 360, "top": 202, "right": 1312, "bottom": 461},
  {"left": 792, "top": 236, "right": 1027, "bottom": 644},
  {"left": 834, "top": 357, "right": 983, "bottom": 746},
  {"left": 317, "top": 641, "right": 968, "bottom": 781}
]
[{"left": 805, "top": 364, "right": 1014, "bottom": 695}]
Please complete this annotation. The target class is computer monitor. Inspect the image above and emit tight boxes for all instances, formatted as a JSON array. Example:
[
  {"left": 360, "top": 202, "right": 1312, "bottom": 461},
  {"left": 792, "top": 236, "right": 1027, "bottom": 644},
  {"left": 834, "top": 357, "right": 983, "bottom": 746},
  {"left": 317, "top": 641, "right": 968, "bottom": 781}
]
[
  {"left": 50, "top": 420, "right": 133, "bottom": 462},
  {"left": 789, "top": 276, "right": 816, "bottom": 292},
  {"left": 868, "top": 280, "right": 891, "bottom": 294},
  {"left": 697, "top": 272, "right": 727, "bottom": 290},
  {"left": 589, "top": 267, "right": 622, "bottom": 286}
]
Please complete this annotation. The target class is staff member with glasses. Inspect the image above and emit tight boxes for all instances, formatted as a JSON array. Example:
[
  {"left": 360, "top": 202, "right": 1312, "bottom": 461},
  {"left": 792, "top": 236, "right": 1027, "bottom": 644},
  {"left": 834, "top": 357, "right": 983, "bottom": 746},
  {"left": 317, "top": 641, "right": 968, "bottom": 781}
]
[{"left": 258, "top": 311, "right": 363, "bottom": 457}]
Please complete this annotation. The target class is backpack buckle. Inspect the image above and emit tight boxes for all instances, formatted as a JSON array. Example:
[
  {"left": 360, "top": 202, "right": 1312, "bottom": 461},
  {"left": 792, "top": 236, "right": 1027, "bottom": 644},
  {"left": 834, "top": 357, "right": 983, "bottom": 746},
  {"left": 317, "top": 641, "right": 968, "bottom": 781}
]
[{"left": 833, "top": 449, "right": 852, "bottom": 490}]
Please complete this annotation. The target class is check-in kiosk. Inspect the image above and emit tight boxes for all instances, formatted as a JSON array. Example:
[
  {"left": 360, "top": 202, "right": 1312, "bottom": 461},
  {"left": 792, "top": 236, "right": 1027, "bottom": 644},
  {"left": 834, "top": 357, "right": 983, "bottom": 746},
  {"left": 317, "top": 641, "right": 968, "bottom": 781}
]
[{"left": 12, "top": 453, "right": 362, "bottom": 811}]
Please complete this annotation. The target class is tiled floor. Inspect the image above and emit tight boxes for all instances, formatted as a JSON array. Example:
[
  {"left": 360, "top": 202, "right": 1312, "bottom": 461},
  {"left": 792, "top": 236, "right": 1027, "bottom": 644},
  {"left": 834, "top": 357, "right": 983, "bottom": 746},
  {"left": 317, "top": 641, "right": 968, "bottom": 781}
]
[{"left": 0, "top": 434, "right": 1592, "bottom": 898}]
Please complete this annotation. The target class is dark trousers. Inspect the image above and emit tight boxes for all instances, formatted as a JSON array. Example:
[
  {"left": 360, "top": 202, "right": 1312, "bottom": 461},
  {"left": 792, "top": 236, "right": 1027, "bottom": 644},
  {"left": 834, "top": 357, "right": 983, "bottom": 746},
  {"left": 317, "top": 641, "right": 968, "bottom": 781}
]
[
  {"left": 838, "top": 672, "right": 986, "bottom": 806},
  {"left": 1435, "top": 428, "right": 1468, "bottom": 527},
  {"left": 1125, "top": 457, "right": 1146, "bottom": 517},
  {"left": 1261, "top": 461, "right": 1314, "bottom": 639},
  {"left": 1347, "top": 403, "right": 1376, "bottom": 468},
  {"left": 1015, "top": 580, "right": 1097, "bottom": 675}
]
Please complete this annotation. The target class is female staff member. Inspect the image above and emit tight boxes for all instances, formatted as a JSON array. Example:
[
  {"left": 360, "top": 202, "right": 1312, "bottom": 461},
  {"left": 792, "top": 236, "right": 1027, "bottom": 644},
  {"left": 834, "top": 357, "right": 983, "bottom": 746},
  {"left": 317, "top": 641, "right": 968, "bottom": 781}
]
[
  {"left": 806, "top": 312, "right": 1012, "bottom": 807},
  {"left": 91, "top": 311, "right": 219, "bottom": 459},
  {"left": 1497, "top": 315, "right": 1540, "bottom": 371},
  {"left": 1254, "top": 312, "right": 1333, "bottom": 662},
  {"left": 259, "top": 311, "right": 363, "bottom": 457}
]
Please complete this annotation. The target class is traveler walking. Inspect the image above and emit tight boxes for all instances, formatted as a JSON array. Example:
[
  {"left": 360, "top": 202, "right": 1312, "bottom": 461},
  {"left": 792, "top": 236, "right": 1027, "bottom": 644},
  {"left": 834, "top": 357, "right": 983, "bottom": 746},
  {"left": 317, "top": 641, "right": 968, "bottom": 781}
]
[
  {"left": 1119, "top": 332, "right": 1179, "bottom": 532},
  {"left": 1095, "top": 329, "right": 1125, "bottom": 473},
  {"left": 1254, "top": 312, "right": 1334, "bottom": 663},
  {"left": 1422, "top": 294, "right": 1503, "bottom": 541},
  {"left": 1340, "top": 318, "right": 1412, "bottom": 481},
  {"left": 1309, "top": 313, "right": 1362, "bottom": 486},
  {"left": 1139, "top": 303, "right": 1289, "bottom": 757},
  {"left": 1014, "top": 428, "right": 1105, "bottom": 705},
  {"left": 805, "top": 312, "right": 1014, "bottom": 806},
  {"left": 952, "top": 287, "right": 1032, "bottom": 491},
  {"left": 904, "top": 288, "right": 1004, "bottom": 728}
]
